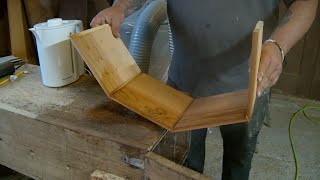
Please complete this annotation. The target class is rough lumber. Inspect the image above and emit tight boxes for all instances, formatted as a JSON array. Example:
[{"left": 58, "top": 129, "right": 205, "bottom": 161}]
[
  {"left": 0, "top": 65, "right": 164, "bottom": 150},
  {"left": 7, "top": 0, "right": 37, "bottom": 64},
  {"left": 144, "top": 152, "right": 212, "bottom": 180},
  {"left": 0, "top": 65, "right": 214, "bottom": 179},
  {"left": 0, "top": 66, "right": 159, "bottom": 179},
  {"left": 91, "top": 170, "right": 125, "bottom": 180},
  {"left": 0, "top": 109, "right": 143, "bottom": 180}
]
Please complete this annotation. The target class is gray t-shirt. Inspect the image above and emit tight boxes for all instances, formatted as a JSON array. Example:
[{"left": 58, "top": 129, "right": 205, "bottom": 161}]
[{"left": 167, "top": 0, "right": 293, "bottom": 98}]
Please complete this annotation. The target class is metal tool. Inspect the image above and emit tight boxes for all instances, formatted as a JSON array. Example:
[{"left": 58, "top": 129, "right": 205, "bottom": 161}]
[{"left": 0, "top": 60, "right": 15, "bottom": 79}]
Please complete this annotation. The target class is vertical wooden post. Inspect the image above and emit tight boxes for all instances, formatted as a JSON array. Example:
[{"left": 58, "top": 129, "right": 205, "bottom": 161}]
[{"left": 7, "top": 0, "right": 37, "bottom": 64}]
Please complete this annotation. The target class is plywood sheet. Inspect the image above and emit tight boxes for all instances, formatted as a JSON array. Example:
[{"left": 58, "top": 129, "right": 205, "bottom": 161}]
[
  {"left": 111, "top": 73, "right": 193, "bottom": 130},
  {"left": 70, "top": 24, "right": 141, "bottom": 95}
]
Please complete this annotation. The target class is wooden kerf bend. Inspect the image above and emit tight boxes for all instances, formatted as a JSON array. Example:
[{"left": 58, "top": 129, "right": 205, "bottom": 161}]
[{"left": 70, "top": 21, "right": 263, "bottom": 132}]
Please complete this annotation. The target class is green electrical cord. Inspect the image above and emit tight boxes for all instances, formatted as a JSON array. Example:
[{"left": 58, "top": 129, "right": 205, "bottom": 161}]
[{"left": 289, "top": 103, "right": 320, "bottom": 180}]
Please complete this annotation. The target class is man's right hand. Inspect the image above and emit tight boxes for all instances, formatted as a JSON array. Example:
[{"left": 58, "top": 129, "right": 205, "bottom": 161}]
[{"left": 90, "top": 6, "right": 125, "bottom": 38}]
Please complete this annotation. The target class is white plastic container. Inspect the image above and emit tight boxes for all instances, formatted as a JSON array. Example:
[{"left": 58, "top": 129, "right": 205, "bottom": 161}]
[{"left": 30, "top": 18, "right": 84, "bottom": 87}]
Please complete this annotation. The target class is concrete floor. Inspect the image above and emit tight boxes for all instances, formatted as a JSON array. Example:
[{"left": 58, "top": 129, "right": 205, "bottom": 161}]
[{"left": 203, "top": 94, "right": 320, "bottom": 180}]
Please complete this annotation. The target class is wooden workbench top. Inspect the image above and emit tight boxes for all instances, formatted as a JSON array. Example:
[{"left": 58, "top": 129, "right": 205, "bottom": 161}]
[{"left": 0, "top": 64, "right": 164, "bottom": 150}]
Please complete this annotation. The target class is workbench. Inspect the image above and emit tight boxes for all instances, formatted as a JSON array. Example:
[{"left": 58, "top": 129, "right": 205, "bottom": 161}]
[{"left": 0, "top": 65, "right": 211, "bottom": 179}]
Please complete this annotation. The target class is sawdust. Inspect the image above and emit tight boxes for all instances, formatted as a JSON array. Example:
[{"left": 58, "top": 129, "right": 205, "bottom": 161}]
[{"left": 0, "top": 64, "right": 106, "bottom": 115}]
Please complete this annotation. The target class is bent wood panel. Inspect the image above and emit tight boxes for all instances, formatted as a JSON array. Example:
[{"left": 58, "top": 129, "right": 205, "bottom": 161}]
[
  {"left": 70, "top": 21, "right": 263, "bottom": 132},
  {"left": 174, "top": 90, "right": 248, "bottom": 132},
  {"left": 111, "top": 73, "right": 193, "bottom": 130},
  {"left": 70, "top": 24, "right": 141, "bottom": 95},
  {"left": 247, "top": 21, "right": 263, "bottom": 119}
]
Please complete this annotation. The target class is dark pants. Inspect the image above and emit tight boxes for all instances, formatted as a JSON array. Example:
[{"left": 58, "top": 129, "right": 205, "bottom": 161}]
[{"left": 167, "top": 78, "right": 269, "bottom": 180}]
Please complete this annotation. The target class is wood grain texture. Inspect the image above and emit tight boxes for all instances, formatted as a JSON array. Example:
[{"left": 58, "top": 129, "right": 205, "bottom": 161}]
[
  {"left": 0, "top": 65, "right": 164, "bottom": 151},
  {"left": 247, "top": 21, "right": 263, "bottom": 120},
  {"left": 111, "top": 73, "right": 193, "bottom": 130},
  {"left": 91, "top": 170, "right": 125, "bottom": 180},
  {"left": 0, "top": 109, "right": 144, "bottom": 180},
  {"left": 144, "top": 152, "right": 212, "bottom": 180},
  {"left": 23, "top": 0, "right": 57, "bottom": 27},
  {"left": 7, "top": 0, "right": 37, "bottom": 64},
  {"left": 70, "top": 24, "right": 141, "bottom": 95},
  {"left": 0, "top": 65, "right": 208, "bottom": 179},
  {"left": 70, "top": 22, "right": 263, "bottom": 132},
  {"left": 0, "top": 0, "right": 10, "bottom": 56},
  {"left": 174, "top": 90, "right": 248, "bottom": 132}
]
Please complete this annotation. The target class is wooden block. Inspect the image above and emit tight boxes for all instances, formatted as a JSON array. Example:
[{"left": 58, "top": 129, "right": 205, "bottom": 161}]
[
  {"left": 247, "top": 21, "right": 263, "bottom": 120},
  {"left": 91, "top": 170, "right": 125, "bottom": 180},
  {"left": 174, "top": 90, "right": 248, "bottom": 132},
  {"left": 70, "top": 24, "right": 141, "bottom": 95},
  {"left": 111, "top": 73, "right": 193, "bottom": 130},
  {"left": 70, "top": 22, "right": 263, "bottom": 132}
]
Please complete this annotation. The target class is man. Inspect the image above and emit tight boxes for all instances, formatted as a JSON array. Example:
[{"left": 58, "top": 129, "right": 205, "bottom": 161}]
[{"left": 90, "top": 0, "right": 317, "bottom": 179}]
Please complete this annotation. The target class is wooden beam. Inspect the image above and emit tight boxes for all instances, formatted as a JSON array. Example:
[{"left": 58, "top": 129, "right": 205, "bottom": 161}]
[
  {"left": 91, "top": 170, "right": 125, "bottom": 180},
  {"left": 0, "top": 109, "right": 144, "bottom": 179},
  {"left": 7, "top": 0, "right": 37, "bottom": 64},
  {"left": 144, "top": 152, "right": 212, "bottom": 180}
]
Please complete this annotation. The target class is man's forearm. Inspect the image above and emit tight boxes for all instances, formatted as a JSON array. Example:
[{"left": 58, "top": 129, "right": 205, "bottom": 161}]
[
  {"left": 270, "top": 0, "right": 318, "bottom": 55},
  {"left": 113, "top": 0, "right": 147, "bottom": 17}
]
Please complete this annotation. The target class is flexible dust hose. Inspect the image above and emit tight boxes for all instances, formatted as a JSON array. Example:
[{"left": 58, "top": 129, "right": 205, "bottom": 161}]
[{"left": 128, "top": 0, "right": 167, "bottom": 73}]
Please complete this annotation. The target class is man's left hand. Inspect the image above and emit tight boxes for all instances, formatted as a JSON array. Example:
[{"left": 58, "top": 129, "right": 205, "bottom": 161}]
[{"left": 257, "top": 42, "right": 283, "bottom": 97}]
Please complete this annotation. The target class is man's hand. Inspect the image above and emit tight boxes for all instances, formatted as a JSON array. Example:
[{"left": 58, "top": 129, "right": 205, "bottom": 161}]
[
  {"left": 90, "top": 6, "right": 125, "bottom": 38},
  {"left": 257, "top": 42, "right": 283, "bottom": 97},
  {"left": 90, "top": 0, "right": 146, "bottom": 38}
]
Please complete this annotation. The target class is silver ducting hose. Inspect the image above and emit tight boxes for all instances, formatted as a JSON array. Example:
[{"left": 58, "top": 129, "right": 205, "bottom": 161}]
[
  {"left": 168, "top": 22, "right": 174, "bottom": 62},
  {"left": 160, "top": 21, "right": 174, "bottom": 82},
  {"left": 128, "top": 0, "right": 167, "bottom": 73}
]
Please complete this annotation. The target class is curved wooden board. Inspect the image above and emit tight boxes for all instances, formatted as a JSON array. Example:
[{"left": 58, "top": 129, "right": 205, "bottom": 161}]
[
  {"left": 247, "top": 21, "right": 263, "bottom": 120},
  {"left": 70, "top": 24, "right": 141, "bottom": 95},
  {"left": 70, "top": 22, "right": 263, "bottom": 132},
  {"left": 111, "top": 73, "right": 193, "bottom": 130},
  {"left": 175, "top": 90, "right": 248, "bottom": 132}
]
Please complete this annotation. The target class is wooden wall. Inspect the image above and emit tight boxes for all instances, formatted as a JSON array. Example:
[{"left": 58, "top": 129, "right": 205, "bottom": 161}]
[
  {"left": 272, "top": 2, "right": 320, "bottom": 100},
  {"left": 1, "top": 0, "right": 111, "bottom": 64},
  {"left": 23, "top": 0, "right": 111, "bottom": 29},
  {"left": 0, "top": 0, "right": 10, "bottom": 57}
]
